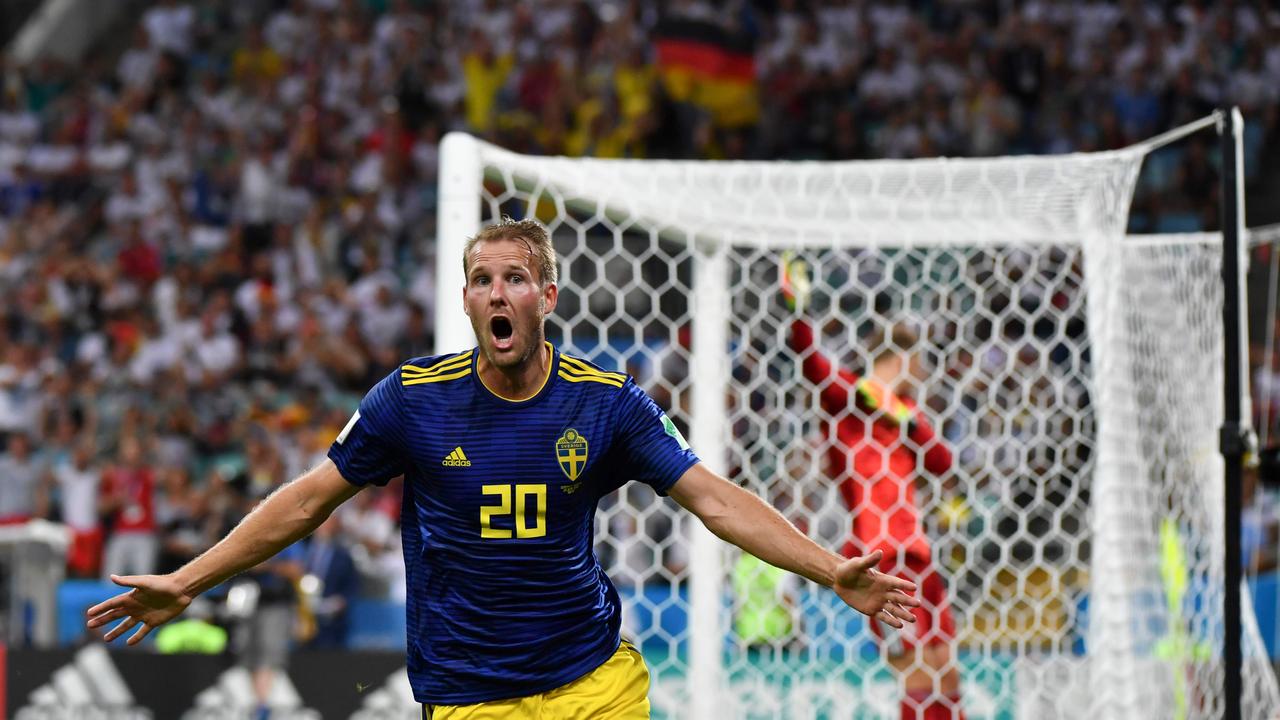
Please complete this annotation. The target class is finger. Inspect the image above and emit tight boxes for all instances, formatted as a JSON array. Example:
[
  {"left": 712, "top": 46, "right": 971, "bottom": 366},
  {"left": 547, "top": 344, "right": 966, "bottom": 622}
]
[
  {"left": 127, "top": 622, "right": 154, "bottom": 646},
  {"left": 87, "top": 607, "right": 131, "bottom": 629},
  {"left": 878, "top": 610, "right": 904, "bottom": 629},
  {"left": 882, "top": 576, "right": 919, "bottom": 594},
  {"left": 103, "top": 617, "right": 138, "bottom": 643},
  {"left": 853, "top": 549, "right": 883, "bottom": 571},
  {"left": 836, "top": 550, "right": 884, "bottom": 584},
  {"left": 887, "top": 588, "right": 921, "bottom": 606},
  {"left": 886, "top": 602, "right": 918, "bottom": 624},
  {"left": 86, "top": 594, "right": 131, "bottom": 618},
  {"left": 110, "top": 574, "right": 147, "bottom": 589}
]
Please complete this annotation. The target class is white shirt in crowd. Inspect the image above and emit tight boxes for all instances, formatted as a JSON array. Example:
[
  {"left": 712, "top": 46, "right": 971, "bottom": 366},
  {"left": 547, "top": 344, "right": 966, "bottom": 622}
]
[
  {"left": 192, "top": 330, "right": 240, "bottom": 379},
  {"left": 55, "top": 460, "right": 101, "bottom": 531},
  {"left": 117, "top": 45, "right": 158, "bottom": 90},
  {"left": 142, "top": 2, "right": 195, "bottom": 57}
]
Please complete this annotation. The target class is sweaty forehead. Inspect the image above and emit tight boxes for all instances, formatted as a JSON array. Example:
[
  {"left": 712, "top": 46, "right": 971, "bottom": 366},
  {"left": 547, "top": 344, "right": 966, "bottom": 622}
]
[{"left": 468, "top": 237, "right": 537, "bottom": 272}]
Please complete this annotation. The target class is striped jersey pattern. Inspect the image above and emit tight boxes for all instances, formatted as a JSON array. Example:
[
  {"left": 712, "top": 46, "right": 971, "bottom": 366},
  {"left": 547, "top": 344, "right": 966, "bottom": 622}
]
[{"left": 327, "top": 343, "right": 699, "bottom": 705}]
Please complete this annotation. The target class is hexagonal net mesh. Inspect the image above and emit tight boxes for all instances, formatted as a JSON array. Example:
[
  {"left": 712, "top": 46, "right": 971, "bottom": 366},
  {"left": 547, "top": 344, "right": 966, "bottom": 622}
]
[{"left": 434, "top": 133, "right": 1280, "bottom": 719}]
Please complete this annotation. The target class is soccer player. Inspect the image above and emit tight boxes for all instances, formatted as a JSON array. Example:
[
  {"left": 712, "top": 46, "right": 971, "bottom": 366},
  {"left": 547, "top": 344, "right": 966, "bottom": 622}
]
[
  {"left": 780, "top": 252, "right": 966, "bottom": 720},
  {"left": 86, "top": 219, "right": 920, "bottom": 718}
]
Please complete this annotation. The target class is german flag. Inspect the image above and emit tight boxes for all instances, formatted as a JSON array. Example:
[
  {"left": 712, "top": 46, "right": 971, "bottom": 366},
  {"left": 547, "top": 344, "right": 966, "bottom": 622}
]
[{"left": 653, "top": 18, "right": 759, "bottom": 128}]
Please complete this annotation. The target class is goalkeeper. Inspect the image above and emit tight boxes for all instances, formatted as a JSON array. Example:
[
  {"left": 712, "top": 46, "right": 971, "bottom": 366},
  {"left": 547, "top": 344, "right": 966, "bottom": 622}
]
[{"left": 781, "top": 253, "right": 965, "bottom": 720}]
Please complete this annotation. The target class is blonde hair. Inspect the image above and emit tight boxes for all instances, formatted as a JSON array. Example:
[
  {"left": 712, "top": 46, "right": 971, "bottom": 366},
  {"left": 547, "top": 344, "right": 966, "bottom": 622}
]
[{"left": 463, "top": 217, "right": 558, "bottom": 286}]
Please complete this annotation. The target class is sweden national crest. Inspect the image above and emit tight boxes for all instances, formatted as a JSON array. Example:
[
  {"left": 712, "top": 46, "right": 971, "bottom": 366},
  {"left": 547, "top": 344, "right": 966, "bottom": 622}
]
[{"left": 556, "top": 429, "right": 589, "bottom": 482}]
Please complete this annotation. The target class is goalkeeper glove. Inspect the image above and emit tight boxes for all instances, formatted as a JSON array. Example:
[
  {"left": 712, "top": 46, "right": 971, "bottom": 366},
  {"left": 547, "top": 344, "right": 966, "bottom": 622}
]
[{"left": 779, "top": 250, "right": 811, "bottom": 314}]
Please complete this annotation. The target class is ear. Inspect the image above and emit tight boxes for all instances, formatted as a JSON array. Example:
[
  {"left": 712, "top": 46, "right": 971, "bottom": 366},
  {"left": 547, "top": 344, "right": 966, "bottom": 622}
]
[
  {"left": 461, "top": 282, "right": 469, "bottom": 317},
  {"left": 542, "top": 282, "right": 558, "bottom": 315}
]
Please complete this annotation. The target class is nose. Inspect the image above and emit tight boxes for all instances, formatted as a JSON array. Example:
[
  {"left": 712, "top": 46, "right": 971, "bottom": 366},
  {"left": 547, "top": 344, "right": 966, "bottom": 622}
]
[{"left": 488, "top": 277, "right": 510, "bottom": 305}]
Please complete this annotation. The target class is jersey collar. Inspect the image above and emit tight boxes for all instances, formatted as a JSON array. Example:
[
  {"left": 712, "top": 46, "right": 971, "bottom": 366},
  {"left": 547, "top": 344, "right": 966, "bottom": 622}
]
[{"left": 472, "top": 341, "right": 559, "bottom": 406}]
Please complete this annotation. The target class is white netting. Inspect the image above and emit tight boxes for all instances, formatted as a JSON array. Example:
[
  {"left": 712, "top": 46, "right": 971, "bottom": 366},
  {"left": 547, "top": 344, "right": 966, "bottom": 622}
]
[{"left": 435, "top": 131, "right": 1280, "bottom": 719}]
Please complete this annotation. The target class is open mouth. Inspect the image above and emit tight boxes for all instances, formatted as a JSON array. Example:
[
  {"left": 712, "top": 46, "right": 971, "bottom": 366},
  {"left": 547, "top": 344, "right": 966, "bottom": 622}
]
[{"left": 490, "top": 316, "right": 514, "bottom": 349}]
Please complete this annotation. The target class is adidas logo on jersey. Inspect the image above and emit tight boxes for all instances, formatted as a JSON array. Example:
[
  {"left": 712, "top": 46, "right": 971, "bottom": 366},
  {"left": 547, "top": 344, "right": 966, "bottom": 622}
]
[{"left": 442, "top": 447, "right": 472, "bottom": 467}]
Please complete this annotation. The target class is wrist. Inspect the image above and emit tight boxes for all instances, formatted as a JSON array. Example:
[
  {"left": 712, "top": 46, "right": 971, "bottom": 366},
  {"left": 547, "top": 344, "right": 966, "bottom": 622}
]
[
  {"left": 173, "top": 566, "right": 208, "bottom": 599},
  {"left": 817, "top": 553, "right": 841, "bottom": 589}
]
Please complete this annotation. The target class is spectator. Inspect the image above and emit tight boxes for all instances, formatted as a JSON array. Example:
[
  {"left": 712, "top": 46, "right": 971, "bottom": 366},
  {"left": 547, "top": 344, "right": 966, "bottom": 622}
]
[
  {"left": 301, "top": 514, "right": 358, "bottom": 648},
  {"left": 154, "top": 465, "right": 209, "bottom": 575},
  {"left": 100, "top": 436, "right": 158, "bottom": 579},
  {"left": 191, "top": 306, "right": 241, "bottom": 380},
  {"left": 117, "top": 27, "right": 159, "bottom": 93},
  {"left": 53, "top": 438, "right": 103, "bottom": 577},
  {"left": 462, "top": 32, "right": 514, "bottom": 134},
  {"left": 142, "top": 0, "right": 195, "bottom": 59},
  {"left": 0, "top": 432, "right": 47, "bottom": 524},
  {"left": 0, "top": 343, "right": 42, "bottom": 438},
  {"left": 359, "top": 284, "right": 408, "bottom": 353},
  {"left": 235, "top": 539, "right": 305, "bottom": 720},
  {"left": 232, "top": 27, "right": 284, "bottom": 87}
]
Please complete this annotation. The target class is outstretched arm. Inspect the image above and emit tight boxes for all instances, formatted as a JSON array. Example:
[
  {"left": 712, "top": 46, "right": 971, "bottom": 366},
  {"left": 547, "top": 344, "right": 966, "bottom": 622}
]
[
  {"left": 86, "top": 459, "right": 361, "bottom": 644},
  {"left": 668, "top": 463, "right": 919, "bottom": 627}
]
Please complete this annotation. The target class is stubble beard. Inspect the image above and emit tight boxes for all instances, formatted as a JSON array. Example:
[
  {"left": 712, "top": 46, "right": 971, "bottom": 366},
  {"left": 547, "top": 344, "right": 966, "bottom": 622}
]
[{"left": 477, "top": 306, "right": 545, "bottom": 371}]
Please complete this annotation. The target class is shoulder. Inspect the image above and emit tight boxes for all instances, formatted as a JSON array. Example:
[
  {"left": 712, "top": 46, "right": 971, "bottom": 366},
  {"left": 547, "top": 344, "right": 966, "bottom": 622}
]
[
  {"left": 398, "top": 349, "right": 474, "bottom": 388},
  {"left": 557, "top": 352, "right": 629, "bottom": 391}
]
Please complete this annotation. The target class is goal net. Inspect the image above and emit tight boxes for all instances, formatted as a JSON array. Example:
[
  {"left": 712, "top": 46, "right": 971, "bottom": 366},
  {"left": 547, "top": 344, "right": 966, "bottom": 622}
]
[{"left": 433, "top": 121, "right": 1279, "bottom": 720}]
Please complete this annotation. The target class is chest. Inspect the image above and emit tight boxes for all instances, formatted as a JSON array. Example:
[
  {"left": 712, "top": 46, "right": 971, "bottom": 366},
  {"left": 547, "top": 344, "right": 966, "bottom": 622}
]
[
  {"left": 403, "top": 390, "right": 620, "bottom": 539},
  {"left": 413, "top": 399, "right": 614, "bottom": 478}
]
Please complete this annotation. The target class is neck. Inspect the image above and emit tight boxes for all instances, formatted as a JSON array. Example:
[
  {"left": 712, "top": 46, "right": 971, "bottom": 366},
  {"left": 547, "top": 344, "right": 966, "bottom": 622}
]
[
  {"left": 868, "top": 364, "right": 900, "bottom": 391},
  {"left": 477, "top": 341, "right": 551, "bottom": 401}
]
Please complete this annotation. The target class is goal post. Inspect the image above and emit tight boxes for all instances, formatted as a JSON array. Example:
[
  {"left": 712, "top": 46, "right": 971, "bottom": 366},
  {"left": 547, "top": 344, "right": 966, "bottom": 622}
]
[{"left": 434, "top": 115, "right": 1279, "bottom": 719}]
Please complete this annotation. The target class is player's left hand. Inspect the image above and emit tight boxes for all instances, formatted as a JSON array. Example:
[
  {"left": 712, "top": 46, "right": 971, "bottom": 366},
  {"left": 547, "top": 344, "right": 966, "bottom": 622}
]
[{"left": 832, "top": 549, "right": 920, "bottom": 627}]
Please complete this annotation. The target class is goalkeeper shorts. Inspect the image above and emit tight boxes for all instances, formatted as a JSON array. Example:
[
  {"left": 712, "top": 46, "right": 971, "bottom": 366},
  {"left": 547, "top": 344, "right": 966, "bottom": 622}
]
[{"left": 422, "top": 639, "right": 650, "bottom": 719}]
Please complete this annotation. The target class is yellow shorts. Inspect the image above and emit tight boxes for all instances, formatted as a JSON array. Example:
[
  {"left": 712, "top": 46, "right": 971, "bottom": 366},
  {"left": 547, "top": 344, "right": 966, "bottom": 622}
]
[{"left": 422, "top": 640, "right": 650, "bottom": 720}]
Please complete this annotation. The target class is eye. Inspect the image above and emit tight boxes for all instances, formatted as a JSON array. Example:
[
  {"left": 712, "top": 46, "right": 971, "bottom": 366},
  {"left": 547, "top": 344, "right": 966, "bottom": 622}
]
[{"left": 473, "top": 275, "right": 490, "bottom": 286}]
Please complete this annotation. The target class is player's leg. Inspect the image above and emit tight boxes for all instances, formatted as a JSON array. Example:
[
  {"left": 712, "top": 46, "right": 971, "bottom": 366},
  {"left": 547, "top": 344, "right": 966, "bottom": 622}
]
[
  {"left": 918, "top": 557, "right": 964, "bottom": 719},
  {"left": 101, "top": 532, "right": 126, "bottom": 581},
  {"left": 544, "top": 639, "right": 651, "bottom": 719},
  {"left": 875, "top": 554, "right": 965, "bottom": 720},
  {"left": 251, "top": 604, "right": 293, "bottom": 720},
  {"left": 885, "top": 639, "right": 966, "bottom": 720},
  {"left": 921, "top": 642, "right": 964, "bottom": 715}
]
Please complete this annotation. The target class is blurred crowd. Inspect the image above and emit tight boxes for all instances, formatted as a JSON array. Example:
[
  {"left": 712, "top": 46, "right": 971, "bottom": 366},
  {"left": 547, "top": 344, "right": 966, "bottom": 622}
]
[{"left": 0, "top": 0, "right": 1279, "bottom": 651}]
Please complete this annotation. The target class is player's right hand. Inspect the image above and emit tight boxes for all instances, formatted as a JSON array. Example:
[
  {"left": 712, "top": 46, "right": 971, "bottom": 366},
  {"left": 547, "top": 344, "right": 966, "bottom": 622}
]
[
  {"left": 86, "top": 573, "right": 194, "bottom": 645},
  {"left": 779, "top": 250, "right": 811, "bottom": 314},
  {"left": 832, "top": 549, "right": 920, "bottom": 627}
]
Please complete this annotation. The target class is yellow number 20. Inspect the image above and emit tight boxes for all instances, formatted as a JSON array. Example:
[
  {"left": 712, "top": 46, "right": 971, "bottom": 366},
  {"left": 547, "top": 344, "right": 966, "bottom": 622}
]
[{"left": 480, "top": 484, "right": 546, "bottom": 539}]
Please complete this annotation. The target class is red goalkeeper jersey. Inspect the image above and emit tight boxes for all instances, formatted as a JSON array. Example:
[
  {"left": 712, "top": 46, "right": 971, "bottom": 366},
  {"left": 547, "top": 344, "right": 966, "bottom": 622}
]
[{"left": 789, "top": 320, "right": 952, "bottom": 561}]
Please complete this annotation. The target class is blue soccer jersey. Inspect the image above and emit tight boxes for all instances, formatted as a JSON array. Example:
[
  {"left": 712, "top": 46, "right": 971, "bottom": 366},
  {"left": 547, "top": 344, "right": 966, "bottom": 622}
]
[{"left": 327, "top": 343, "right": 699, "bottom": 704}]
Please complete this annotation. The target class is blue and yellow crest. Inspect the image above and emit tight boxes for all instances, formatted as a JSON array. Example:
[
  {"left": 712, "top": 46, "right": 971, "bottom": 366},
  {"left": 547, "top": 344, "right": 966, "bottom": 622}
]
[{"left": 556, "top": 428, "right": 589, "bottom": 482}]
